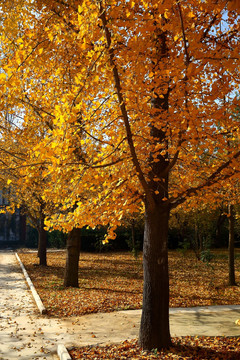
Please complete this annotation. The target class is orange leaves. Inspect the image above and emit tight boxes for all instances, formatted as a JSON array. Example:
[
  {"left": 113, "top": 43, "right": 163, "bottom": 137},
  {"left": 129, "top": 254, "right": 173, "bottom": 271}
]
[
  {"left": 19, "top": 251, "right": 143, "bottom": 317},
  {"left": 19, "top": 249, "right": 240, "bottom": 319},
  {"left": 19, "top": 250, "right": 240, "bottom": 358},
  {"left": 70, "top": 337, "right": 240, "bottom": 359},
  {"left": 0, "top": 0, "right": 239, "bottom": 232},
  {"left": 0, "top": 73, "right": 7, "bottom": 82}
]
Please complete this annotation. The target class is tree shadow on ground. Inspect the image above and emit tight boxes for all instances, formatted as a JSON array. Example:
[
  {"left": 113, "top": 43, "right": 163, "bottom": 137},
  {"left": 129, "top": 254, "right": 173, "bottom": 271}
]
[
  {"left": 168, "top": 336, "right": 240, "bottom": 360},
  {"left": 170, "top": 343, "right": 240, "bottom": 359}
]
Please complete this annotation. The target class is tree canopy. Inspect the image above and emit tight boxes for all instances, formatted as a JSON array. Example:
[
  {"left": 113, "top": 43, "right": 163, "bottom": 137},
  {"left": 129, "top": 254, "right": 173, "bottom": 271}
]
[{"left": 0, "top": 0, "right": 239, "bottom": 350}]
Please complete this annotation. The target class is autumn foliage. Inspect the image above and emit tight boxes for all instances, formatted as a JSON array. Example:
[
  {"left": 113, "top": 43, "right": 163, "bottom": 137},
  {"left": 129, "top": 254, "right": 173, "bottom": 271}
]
[
  {"left": 0, "top": 0, "right": 239, "bottom": 230},
  {"left": 0, "top": 0, "right": 240, "bottom": 350}
]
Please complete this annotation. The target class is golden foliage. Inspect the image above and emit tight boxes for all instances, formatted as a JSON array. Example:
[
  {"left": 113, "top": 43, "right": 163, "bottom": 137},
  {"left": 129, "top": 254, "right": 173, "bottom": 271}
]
[{"left": 0, "top": 0, "right": 239, "bottom": 233}]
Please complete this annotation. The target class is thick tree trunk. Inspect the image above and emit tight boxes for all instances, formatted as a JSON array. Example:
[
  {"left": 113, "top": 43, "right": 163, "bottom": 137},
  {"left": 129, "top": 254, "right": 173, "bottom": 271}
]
[
  {"left": 138, "top": 78, "right": 171, "bottom": 349},
  {"left": 139, "top": 90, "right": 171, "bottom": 349},
  {"left": 37, "top": 214, "right": 47, "bottom": 266},
  {"left": 100, "top": 6, "right": 171, "bottom": 349},
  {"left": 64, "top": 227, "right": 81, "bottom": 287},
  {"left": 228, "top": 204, "right": 236, "bottom": 286},
  {"left": 139, "top": 202, "right": 171, "bottom": 349}
]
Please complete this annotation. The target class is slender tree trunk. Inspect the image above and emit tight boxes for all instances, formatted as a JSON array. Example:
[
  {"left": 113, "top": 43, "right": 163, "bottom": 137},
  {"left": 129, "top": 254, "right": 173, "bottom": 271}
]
[
  {"left": 228, "top": 204, "right": 236, "bottom": 286},
  {"left": 139, "top": 201, "right": 171, "bottom": 349},
  {"left": 20, "top": 212, "right": 27, "bottom": 246},
  {"left": 64, "top": 227, "right": 81, "bottom": 287},
  {"left": 215, "top": 211, "right": 226, "bottom": 246},
  {"left": 37, "top": 211, "right": 47, "bottom": 266},
  {"left": 131, "top": 220, "right": 135, "bottom": 249},
  {"left": 131, "top": 219, "right": 137, "bottom": 257},
  {"left": 193, "top": 220, "right": 201, "bottom": 260}
]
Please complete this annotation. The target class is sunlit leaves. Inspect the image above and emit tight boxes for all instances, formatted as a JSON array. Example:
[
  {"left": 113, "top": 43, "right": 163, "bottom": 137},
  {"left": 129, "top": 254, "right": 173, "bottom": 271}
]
[{"left": 0, "top": 0, "right": 239, "bottom": 233}]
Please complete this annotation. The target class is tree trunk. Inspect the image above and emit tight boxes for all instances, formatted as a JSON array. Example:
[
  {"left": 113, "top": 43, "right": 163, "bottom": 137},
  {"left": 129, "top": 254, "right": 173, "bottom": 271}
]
[
  {"left": 228, "top": 204, "right": 236, "bottom": 286},
  {"left": 20, "top": 212, "right": 27, "bottom": 246},
  {"left": 215, "top": 211, "right": 226, "bottom": 246},
  {"left": 99, "top": 6, "right": 171, "bottom": 349},
  {"left": 131, "top": 219, "right": 138, "bottom": 257},
  {"left": 139, "top": 201, "right": 171, "bottom": 349},
  {"left": 64, "top": 227, "right": 81, "bottom": 287},
  {"left": 37, "top": 213, "right": 47, "bottom": 266},
  {"left": 139, "top": 88, "right": 171, "bottom": 349},
  {"left": 131, "top": 220, "right": 136, "bottom": 250},
  {"left": 37, "top": 212, "right": 47, "bottom": 266}
]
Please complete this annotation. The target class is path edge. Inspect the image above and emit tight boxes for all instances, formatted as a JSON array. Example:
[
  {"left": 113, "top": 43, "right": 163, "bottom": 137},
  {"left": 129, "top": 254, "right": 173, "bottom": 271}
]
[
  {"left": 15, "top": 252, "right": 47, "bottom": 315},
  {"left": 57, "top": 344, "right": 71, "bottom": 360}
]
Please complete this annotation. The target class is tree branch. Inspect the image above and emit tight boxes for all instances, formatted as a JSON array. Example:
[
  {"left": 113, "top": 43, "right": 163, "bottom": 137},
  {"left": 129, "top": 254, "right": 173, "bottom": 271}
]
[
  {"left": 170, "top": 150, "right": 240, "bottom": 209},
  {"left": 99, "top": 2, "right": 155, "bottom": 210}
]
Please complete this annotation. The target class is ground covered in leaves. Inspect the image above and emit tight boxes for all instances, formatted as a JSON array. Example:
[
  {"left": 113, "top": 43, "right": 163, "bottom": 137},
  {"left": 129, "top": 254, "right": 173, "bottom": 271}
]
[
  {"left": 69, "top": 337, "right": 240, "bottom": 359},
  {"left": 70, "top": 336, "right": 240, "bottom": 360},
  {"left": 18, "top": 249, "right": 240, "bottom": 318},
  {"left": 18, "top": 250, "right": 240, "bottom": 359}
]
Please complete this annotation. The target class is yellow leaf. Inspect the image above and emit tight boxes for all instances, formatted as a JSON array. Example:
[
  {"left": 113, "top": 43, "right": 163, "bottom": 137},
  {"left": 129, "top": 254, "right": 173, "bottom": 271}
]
[
  {"left": 126, "top": 9, "right": 131, "bottom": 17},
  {"left": 48, "top": 32, "right": 54, "bottom": 42},
  {"left": 16, "top": 38, "right": 23, "bottom": 44},
  {"left": 0, "top": 73, "right": 6, "bottom": 81},
  {"left": 78, "top": 5, "right": 83, "bottom": 13}
]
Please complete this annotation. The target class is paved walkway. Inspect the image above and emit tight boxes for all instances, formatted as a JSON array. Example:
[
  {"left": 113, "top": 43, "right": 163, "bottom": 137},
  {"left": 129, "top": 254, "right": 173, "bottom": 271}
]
[{"left": 1, "top": 251, "right": 240, "bottom": 360}]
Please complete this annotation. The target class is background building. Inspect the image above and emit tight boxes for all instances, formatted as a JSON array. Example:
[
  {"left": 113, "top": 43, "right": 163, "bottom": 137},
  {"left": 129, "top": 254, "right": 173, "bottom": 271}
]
[{"left": 0, "top": 190, "right": 25, "bottom": 248}]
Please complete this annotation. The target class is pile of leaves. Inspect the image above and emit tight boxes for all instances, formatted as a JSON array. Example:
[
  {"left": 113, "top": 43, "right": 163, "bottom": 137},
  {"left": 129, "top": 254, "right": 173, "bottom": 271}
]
[
  {"left": 18, "top": 250, "right": 240, "bottom": 318},
  {"left": 69, "top": 337, "right": 240, "bottom": 359}
]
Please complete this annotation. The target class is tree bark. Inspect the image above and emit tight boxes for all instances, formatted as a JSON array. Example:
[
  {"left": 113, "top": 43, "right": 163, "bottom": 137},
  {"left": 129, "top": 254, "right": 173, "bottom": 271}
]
[
  {"left": 37, "top": 213, "right": 47, "bottom": 266},
  {"left": 139, "top": 89, "right": 171, "bottom": 349},
  {"left": 215, "top": 211, "right": 226, "bottom": 246},
  {"left": 131, "top": 219, "right": 138, "bottom": 257},
  {"left": 139, "top": 201, "right": 171, "bottom": 349},
  {"left": 228, "top": 204, "right": 236, "bottom": 286},
  {"left": 20, "top": 212, "right": 27, "bottom": 246},
  {"left": 100, "top": 4, "right": 171, "bottom": 349},
  {"left": 64, "top": 227, "right": 81, "bottom": 287}
]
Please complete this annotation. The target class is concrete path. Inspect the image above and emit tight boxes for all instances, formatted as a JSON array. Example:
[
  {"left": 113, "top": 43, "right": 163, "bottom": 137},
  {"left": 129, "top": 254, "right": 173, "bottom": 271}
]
[{"left": 1, "top": 251, "right": 240, "bottom": 360}]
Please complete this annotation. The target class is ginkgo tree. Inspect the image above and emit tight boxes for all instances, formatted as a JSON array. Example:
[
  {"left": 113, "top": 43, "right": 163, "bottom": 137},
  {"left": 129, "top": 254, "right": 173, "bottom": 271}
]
[
  {"left": 0, "top": 0, "right": 240, "bottom": 350},
  {"left": 0, "top": 109, "right": 54, "bottom": 265},
  {"left": 0, "top": 105, "right": 83, "bottom": 272}
]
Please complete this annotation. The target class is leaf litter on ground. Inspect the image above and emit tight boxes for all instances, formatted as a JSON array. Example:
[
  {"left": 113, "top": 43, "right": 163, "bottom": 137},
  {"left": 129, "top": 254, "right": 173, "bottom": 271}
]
[
  {"left": 69, "top": 337, "right": 240, "bottom": 359},
  {"left": 18, "top": 249, "right": 240, "bottom": 359},
  {"left": 18, "top": 249, "right": 240, "bottom": 318}
]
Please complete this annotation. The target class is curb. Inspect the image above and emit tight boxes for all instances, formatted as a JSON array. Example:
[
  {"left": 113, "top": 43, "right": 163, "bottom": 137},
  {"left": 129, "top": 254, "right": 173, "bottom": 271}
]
[
  {"left": 15, "top": 252, "right": 47, "bottom": 315},
  {"left": 169, "top": 304, "right": 240, "bottom": 314},
  {"left": 58, "top": 344, "right": 71, "bottom": 360}
]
